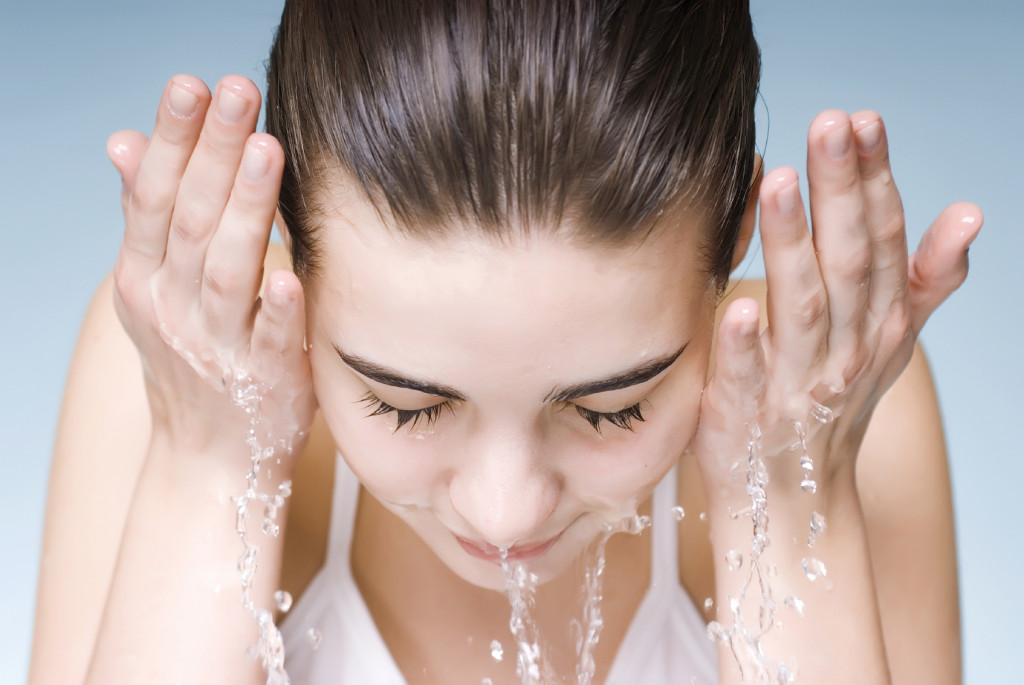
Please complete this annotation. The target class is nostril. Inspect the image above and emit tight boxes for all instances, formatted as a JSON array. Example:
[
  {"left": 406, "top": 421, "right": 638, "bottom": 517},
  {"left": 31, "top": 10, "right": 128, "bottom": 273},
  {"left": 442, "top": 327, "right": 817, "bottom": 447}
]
[{"left": 449, "top": 476, "right": 559, "bottom": 552}]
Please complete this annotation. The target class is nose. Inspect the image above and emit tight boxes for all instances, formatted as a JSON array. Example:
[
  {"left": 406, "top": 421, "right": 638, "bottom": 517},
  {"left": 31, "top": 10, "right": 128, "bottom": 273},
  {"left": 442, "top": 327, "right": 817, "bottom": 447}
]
[{"left": 448, "top": 424, "right": 560, "bottom": 550}]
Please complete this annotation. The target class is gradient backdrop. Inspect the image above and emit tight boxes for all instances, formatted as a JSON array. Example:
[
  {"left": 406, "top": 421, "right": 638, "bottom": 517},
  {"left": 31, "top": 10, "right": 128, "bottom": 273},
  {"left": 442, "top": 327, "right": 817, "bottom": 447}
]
[{"left": 2, "top": 0, "right": 1020, "bottom": 682}]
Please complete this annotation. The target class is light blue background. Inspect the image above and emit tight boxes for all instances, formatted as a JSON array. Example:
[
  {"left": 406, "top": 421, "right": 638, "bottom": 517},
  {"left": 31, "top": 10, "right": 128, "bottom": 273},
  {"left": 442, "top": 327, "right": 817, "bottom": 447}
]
[{"left": 1, "top": 1, "right": 1020, "bottom": 682}]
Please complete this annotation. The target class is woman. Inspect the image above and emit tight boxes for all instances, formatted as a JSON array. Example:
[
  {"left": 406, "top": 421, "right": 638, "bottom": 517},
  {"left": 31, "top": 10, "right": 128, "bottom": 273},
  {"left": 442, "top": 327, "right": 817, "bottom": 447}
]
[{"left": 30, "top": 0, "right": 977, "bottom": 683}]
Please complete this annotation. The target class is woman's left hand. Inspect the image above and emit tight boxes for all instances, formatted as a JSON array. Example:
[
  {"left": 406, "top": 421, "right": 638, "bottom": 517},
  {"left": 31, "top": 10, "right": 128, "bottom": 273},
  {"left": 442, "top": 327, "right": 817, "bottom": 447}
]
[
  {"left": 694, "top": 108, "right": 980, "bottom": 503},
  {"left": 689, "top": 109, "right": 981, "bottom": 684}
]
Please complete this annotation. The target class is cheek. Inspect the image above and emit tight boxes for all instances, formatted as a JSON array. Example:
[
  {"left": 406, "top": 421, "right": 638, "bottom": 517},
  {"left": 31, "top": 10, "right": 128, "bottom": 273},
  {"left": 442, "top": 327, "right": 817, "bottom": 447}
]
[
  {"left": 311, "top": 361, "right": 450, "bottom": 506},
  {"left": 560, "top": 351, "right": 708, "bottom": 508}
]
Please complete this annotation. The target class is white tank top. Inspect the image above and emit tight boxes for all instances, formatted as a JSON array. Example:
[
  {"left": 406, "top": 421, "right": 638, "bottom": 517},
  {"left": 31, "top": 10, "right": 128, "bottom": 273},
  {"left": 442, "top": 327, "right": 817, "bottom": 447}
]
[{"left": 280, "top": 455, "right": 718, "bottom": 683}]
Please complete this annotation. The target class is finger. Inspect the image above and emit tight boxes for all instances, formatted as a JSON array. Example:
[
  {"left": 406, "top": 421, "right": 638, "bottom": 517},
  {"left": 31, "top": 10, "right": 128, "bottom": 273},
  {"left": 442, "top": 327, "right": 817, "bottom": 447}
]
[
  {"left": 250, "top": 270, "right": 308, "bottom": 387},
  {"left": 123, "top": 75, "right": 210, "bottom": 277},
  {"left": 908, "top": 202, "right": 982, "bottom": 332},
  {"left": 201, "top": 134, "right": 283, "bottom": 344},
  {"left": 850, "top": 111, "right": 909, "bottom": 319},
  {"left": 107, "top": 129, "right": 149, "bottom": 216},
  {"left": 807, "top": 111, "right": 872, "bottom": 370},
  {"left": 162, "top": 75, "right": 261, "bottom": 299},
  {"left": 707, "top": 298, "right": 765, "bottom": 421},
  {"left": 759, "top": 167, "right": 829, "bottom": 384}
]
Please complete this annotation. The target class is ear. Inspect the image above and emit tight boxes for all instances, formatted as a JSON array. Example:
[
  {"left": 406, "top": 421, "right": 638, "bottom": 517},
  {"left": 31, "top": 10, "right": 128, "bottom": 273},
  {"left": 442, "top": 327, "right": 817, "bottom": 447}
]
[
  {"left": 730, "top": 153, "right": 763, "bottom": 272},
  {"left": 274, "top": 208, "right": 293, "bottom": 253}
]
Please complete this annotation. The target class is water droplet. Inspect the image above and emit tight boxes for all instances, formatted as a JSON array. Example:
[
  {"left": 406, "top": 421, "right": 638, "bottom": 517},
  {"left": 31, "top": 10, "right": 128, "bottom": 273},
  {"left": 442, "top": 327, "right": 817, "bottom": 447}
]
[
  {"left": 274, "top": 590, "right": 293, "bottom": 613},
  {"left": 808, "top": 511, "right": 828, "bottom": 547},
  {"left": 306, "top": 627, "right": 321, "bottom": 650},
  {"left": 699, "top": 511, "right": 708, "bottom": 522},
  {"left": 810, "top": 403, "right": 834, "bottom": 424},
  {"left": 810, "top": 511, "right": 826, "bottom": 534},
  {"left": 482, "top": 679, "right": 494, "bottom": 685},
  {"left": 671, "top": 505, "right": 686, "bottom": 521},
  {"left": 726, "top": 549, "right": 743, "bottom": 571},
  {"left": 801, "top": 557, "right": 828, "bottom": 582},
  {"left": 623, "top": 514, "right": 652, "bottom": 535},
  {"left": 490, "top": 639, "right": 504, "bottom": 661},
  {"left": 783, "top": 596, "right": 806, "bottom": 616},
  {"left": 278, "top": 480, "right": 293, "bottom": 497},
  {"left": 799, "top": 455, "right": 814, "bottom": 471},
  {"left": 729, "top": 505, "right": 752, "bottom": 520},
  {"left": 800, "top": 478, "right": 817, "bottom": 494},
  {"left": 704, "top": 597, "right": 714, "bottom": 611},
  {"left": 262, "top": 519, "right": 280, "bottom": 537},
  {"left": 706, "top": 620, "right": 730, "bottom": 644}
]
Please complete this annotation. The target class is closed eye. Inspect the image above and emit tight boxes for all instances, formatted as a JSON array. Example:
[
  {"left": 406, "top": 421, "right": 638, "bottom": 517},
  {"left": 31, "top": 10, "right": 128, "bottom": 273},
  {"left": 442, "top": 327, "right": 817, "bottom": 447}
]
[
  {"left": 359, "top": 391, "right": 455, "bottom": 431},
  {"left": 573, "top": 402, "right": 647, "bottom": 434}
]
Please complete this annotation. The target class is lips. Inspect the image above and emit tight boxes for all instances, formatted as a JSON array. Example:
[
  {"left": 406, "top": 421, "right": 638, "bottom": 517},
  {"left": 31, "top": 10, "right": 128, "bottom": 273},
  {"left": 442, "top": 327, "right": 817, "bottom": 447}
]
[{"left": 455, "top": 532, "right": 562, "bottom": 565}]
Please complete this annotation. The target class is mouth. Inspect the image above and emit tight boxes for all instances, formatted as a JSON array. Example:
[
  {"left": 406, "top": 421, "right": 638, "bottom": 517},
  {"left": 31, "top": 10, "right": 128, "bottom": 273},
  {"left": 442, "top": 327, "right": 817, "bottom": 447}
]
[{"left": 455, "top": 532, "right": 562, "bottom": 565}]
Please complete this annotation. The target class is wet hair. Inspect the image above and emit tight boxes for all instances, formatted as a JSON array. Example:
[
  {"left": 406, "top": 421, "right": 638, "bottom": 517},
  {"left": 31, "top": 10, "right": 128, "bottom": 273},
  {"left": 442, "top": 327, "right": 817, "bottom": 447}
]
[{"left": 265, "top": 0, "right": 761, "bottom": 287}]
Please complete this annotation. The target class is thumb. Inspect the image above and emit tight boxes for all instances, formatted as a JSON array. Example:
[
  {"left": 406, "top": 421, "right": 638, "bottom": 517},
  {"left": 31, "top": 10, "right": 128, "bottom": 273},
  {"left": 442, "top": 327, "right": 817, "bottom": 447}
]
[
  {"left": 106, "top": 129, "right": 149, "bottom": 215},
  {"left": 908, "top": 201, "right": 982, "bottom": 332},
  {"left": 695, "top": 298, "right": 765, "bottom": 462}
]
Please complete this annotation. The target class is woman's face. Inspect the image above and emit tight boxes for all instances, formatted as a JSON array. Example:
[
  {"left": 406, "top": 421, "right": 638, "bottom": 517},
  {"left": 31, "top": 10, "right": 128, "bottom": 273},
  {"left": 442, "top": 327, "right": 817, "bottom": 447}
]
[{"left": 303, "top": 181, "right": 719, "bottom": 591}]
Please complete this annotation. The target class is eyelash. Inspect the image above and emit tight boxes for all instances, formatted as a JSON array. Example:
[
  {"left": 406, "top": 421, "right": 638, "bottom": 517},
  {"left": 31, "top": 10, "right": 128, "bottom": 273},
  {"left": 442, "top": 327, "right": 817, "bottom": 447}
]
[
  {"left": 359, "top": 392, "right": 456, "bottom": 431},
  {"left": 359, "top": 391, "right": 646, "bottom": 434},
  {"left": 573, "top": 402, "right": 647, "bottom": 434}
]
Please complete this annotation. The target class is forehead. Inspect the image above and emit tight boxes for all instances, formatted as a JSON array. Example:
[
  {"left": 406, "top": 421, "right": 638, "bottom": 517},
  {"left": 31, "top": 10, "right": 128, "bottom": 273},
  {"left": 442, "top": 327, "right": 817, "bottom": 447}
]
[{"left": 305, "top": 183, "right": 714, "bottom": 390}]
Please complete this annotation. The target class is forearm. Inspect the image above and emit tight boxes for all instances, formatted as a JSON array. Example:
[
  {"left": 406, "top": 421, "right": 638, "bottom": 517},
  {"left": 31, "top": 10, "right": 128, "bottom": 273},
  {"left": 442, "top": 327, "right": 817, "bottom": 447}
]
[
  {"left": 708, "top": 468, "right": 891, "bottom": 684},
  {"left": 85, "top": 441, "right": 288, "bottom": 685}
]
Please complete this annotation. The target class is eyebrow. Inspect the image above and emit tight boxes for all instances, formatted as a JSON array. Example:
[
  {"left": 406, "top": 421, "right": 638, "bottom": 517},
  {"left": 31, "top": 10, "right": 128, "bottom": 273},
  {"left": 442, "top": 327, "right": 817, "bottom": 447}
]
[
  {"left": 543, "top": 345, "right": 688, "bottom": 403},
  {"left": 335, "top": 342, "right": 687, "bottom": 404},
  {"left": 335, "top": 347, "right": 468, "bottom": 401}
]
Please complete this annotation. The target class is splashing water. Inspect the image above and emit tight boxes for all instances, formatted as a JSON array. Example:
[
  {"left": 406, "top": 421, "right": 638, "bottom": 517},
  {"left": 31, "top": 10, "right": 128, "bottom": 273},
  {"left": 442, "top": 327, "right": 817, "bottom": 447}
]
[
  {"left": 490, "top": 639, "right": 504, "bottom": 662},
  {"left": 274, "top": 590, "right": 293, "bottom": 613},
  {"left": 502, "top": 559, "right": 543, "bottom": 684},
  {"left": 229, "top": 375, "right": 296, "bottom": 684},
  {"left": 726, "top": 549, "right": 744, "bottom": 572},
  {"left": 500, "top": 513, "right": 652, "bottom": 685},
  {"left": 305, "top": 627, "right": 321, "bottom": 650},
  {"left": 705, "top": 424, "right": 794, "bottom": 684},
  {"left": 702, "top": 403, "right": 838, "bottom": 683},
  {"left": 783, "top": 596, "right": 805, "bottom": 617},
  {"left": 807, "top": 511, "right": 827, "bottom": 549},
  {"left": 800, "top": 558, "right": 827, "bottom": 582}
]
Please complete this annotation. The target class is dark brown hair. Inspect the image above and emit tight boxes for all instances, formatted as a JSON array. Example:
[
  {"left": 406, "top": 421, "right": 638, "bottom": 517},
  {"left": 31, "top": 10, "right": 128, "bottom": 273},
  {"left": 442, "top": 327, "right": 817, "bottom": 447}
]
[{"left": 266, "top": 0, "right": 760, "bottom": 286}]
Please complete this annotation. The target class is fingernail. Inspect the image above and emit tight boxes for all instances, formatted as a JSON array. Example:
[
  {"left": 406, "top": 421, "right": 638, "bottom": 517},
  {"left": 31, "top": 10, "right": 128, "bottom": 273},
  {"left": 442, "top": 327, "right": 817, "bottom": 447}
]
[
  {"left": 242, "top": 143, "right": 271, "bottom": 182},
  {"left": 825, "top": 125, "right": 851, "bottom": 160},
  {"left": 216, "top": 87, "right": 249, "bottom": 124},
  {"left": 268, "top": 275, "right": 292, "bottom": 305},
  {"left": 855, "top": 122, "right": 882, "bottom": 153},
  {"left": 776, "top": 180, "right": 801, "bottom": 216},
  {"left": 168, "top": 83, "right": 199, "bottom": 118},
  {"left": 109, "top": 141, "right": 130, "bottom": 159}
]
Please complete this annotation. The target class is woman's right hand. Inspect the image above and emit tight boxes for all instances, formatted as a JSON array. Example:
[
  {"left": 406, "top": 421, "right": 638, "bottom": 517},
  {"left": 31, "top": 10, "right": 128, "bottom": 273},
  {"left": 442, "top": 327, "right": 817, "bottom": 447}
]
[{"left": 106, "top": 74, "right": 315, "bottom": 466}]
